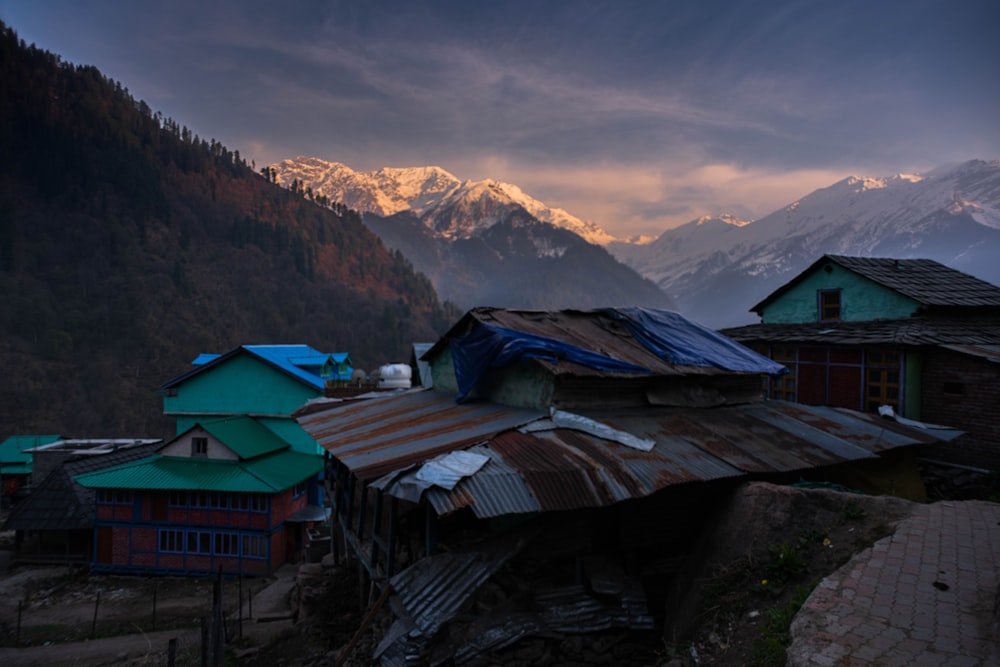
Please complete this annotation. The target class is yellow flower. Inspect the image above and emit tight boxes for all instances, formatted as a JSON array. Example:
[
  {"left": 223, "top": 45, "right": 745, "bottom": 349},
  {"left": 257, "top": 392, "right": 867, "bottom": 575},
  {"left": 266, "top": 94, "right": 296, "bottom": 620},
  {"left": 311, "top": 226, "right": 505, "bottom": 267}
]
[{"left": 761, "top": 579, "right": 768, "bottom": 586}]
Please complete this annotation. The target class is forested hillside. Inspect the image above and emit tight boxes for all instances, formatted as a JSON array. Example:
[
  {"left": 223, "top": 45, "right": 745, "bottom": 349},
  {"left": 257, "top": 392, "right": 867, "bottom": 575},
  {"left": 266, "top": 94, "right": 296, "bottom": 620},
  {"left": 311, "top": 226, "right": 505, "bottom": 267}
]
[{"left": 0, "top": 23, "right": 460, "bottom": 438}]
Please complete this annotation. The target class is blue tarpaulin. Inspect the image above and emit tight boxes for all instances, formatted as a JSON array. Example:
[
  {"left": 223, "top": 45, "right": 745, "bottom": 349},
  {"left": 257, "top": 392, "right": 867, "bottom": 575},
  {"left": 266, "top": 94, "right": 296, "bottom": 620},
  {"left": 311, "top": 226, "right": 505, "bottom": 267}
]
[
  {"left": 449, "top": 308, "right": 787, "bottom": 402},
  {"left": 450, "top": 323, "right": 649, "bottom": 402},
  {"left": 602, "top": 308, "right": 788, "bottom": 376}
]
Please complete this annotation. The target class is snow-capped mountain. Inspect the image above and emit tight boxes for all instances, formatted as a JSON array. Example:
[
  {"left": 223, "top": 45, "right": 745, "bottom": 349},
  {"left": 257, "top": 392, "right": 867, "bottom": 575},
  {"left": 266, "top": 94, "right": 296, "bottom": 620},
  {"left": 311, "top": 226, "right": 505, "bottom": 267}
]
[
  {"left": 610, "top": 159, "right": 1000, "bottom": 328},
  {"left": 270, "top": 157, "right": 616, "bottom": 245},
  {"left": 270, "top": 156, "right": 671, "bottom": 311}
]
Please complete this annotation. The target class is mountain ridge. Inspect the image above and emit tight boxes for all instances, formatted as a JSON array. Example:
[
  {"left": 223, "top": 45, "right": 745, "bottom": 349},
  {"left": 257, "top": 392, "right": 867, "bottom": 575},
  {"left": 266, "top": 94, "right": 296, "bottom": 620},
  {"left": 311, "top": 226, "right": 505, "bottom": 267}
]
[{"left": 611, "top": 158, "right": 1000, "bottom": 328}]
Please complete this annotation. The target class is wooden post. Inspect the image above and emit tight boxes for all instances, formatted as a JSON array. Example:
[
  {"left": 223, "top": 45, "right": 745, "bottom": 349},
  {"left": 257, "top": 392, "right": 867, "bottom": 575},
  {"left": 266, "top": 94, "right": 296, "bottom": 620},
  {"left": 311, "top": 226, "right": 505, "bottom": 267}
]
[
  {"left": 201, "top": 616, "right": 209, "bottom": 667},
  {"left": 238, "top": 575, "right": 243, "bottom": 639},
  {"left": 152, "top": 583, "right": 158, "bottom": 630},
  {"left": 167, "top": 637, "right": 177, "bottom": 667},
  {"left": 91, "top": 591, "right": 101, "bottom": 639},
  {"left": 16, "top": 599, "right": 22, "bottom": 645}
]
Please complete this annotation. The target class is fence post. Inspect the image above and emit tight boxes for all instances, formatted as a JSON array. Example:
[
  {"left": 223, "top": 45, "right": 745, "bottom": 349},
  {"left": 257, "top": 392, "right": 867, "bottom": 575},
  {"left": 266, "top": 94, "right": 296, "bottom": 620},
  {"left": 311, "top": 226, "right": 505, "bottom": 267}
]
[
  {"left": 167, "top": 637, "right": 177, "bottom": 667},
  {"left": 152, "top": 583, "right": 158, "bottom": 631},
  {"left": 201, "top": 616, "right": 209, "bottom": 667},
  {"left": 91, "top": 591, "right": 101, "bottom": 639},
  {"left": 16, "top": 599, "right": 22, "bottom": 645}
]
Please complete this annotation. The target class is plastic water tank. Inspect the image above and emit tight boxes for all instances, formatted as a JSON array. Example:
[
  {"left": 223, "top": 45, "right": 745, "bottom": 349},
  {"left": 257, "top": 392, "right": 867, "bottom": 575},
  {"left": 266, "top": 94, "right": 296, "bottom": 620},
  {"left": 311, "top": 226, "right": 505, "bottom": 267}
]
[{"left": 378, "top": 363, "right": 412, "bottom": 389}]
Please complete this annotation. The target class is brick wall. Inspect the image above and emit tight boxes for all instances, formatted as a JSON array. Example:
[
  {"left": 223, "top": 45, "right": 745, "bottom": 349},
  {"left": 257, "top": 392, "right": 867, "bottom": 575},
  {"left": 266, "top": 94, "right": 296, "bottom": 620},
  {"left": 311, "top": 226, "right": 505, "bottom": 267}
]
[{"left": 920, "top": 348, "right": 1000, "bottom": 470}]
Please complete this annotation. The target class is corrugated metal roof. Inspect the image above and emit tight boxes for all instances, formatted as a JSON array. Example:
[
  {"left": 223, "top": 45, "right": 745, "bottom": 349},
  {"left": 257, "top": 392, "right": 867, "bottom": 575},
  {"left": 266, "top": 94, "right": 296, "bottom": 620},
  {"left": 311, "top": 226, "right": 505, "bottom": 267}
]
[
  {"left": 941, "top": 343, "right": 1000, "bottom": 363},
  {"left": 300, "top": 390, "right": 958, "bottom": 520},
  {"left": 74, "top": 450, "right": 321, "bottom": 493},
  {"left": 198, "top": 415, "right": 290, "bottom": 459},
  {"left": 296, "top": 389, "right": 544, "bottom": 481},
  {"left": 161, "top": 344, "right": 347, "bottom": 391}
]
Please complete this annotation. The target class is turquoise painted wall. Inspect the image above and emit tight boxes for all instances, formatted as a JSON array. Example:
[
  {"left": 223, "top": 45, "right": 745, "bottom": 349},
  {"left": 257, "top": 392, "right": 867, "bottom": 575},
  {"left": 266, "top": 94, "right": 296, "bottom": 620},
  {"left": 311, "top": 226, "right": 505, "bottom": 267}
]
[
  {"left": 164, "top": 354, "right": 320, "bottom": 426},
  {"left": 761, "top": 263, "right": 921, "bottom": 324}
]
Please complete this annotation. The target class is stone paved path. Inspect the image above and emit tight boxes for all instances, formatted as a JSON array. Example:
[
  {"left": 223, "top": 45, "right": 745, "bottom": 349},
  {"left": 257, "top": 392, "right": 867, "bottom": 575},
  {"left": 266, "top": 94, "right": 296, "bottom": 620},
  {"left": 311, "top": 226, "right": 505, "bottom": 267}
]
[{"left": 788, "top": 500, "right": 1000, "bottom": 666}]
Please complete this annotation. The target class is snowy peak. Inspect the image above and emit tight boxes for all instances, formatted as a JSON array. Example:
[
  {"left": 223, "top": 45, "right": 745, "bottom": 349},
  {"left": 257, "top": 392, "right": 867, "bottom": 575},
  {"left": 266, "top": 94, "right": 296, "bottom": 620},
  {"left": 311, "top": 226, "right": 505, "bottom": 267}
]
[{"left": 270, "top": 157, "right": 616, "bottom": 245}]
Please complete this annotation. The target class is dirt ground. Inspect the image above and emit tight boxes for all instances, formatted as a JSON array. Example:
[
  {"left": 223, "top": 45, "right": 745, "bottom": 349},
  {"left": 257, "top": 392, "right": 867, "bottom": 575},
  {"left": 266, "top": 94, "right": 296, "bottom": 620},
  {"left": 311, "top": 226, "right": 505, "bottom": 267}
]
[{"left": 0, "top": 479, "right": 970, "bottom": 666}]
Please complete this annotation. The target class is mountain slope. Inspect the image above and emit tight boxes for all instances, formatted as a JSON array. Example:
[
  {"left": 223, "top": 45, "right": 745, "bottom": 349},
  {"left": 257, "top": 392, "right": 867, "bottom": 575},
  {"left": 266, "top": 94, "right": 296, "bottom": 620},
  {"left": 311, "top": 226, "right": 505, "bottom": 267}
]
[
  {"left": 272, "top": 157, "right": 671, "bottom": 310},
  {"left": 0, "top": 23, "right": 459, "bottom": 438},
  {"left": 611, "top": 160, "right": 1000, "bottom": 328},
  {"left": 271, "top": 157, "right": 617, "bottom": 245}
]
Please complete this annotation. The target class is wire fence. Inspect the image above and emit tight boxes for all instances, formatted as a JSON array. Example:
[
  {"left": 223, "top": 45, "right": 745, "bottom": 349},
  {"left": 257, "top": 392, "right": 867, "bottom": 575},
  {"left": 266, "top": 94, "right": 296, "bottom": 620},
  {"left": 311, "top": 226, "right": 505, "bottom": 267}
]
[{"left": 3, "top": 570, "right": 257, "bottom": 666}]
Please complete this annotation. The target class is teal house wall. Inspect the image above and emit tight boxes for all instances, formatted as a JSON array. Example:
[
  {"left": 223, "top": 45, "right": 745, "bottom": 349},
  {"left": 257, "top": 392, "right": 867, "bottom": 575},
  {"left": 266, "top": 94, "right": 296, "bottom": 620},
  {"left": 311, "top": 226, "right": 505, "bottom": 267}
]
[
  {"left": 165, "top": 354, "right": 320, "bottom": 423},
  {"left": 759, "top": 263, "right": 920, "bottom": 324},
  {"left": 160, "top": 346, "right": 341, "bottom": 455}
]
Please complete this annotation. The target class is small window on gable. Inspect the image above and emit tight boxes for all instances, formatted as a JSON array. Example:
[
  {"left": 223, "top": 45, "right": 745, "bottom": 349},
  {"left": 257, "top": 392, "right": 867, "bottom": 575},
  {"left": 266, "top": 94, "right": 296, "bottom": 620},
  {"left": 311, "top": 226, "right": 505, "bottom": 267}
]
[
  {"left": 818, "top": 289, "right": 842, "bottom": 322},
  {"left": 191, "top": 436, "right": 208, "bottom": 457}
]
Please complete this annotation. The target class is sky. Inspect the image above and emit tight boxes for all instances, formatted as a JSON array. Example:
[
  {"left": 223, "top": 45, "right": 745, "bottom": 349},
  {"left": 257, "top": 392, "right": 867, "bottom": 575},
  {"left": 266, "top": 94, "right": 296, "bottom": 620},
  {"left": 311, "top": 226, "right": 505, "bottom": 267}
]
[{"left": 3, "top": 0, "right": 999, "bottom": 239}]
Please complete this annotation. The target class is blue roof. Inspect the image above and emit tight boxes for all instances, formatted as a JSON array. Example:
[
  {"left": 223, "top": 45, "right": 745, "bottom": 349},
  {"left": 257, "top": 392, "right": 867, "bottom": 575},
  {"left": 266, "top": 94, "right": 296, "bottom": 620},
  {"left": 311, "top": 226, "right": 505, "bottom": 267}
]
[{"left": 162, "top": 345, "right": 352, "bottom": 390}]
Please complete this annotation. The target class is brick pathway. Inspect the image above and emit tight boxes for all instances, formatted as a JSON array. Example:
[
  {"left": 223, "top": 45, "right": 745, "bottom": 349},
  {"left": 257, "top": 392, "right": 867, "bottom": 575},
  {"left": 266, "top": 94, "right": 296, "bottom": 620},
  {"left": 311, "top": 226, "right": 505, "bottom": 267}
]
[{"left": 788, "top": 500, "right": 1000, "bottom": 666}]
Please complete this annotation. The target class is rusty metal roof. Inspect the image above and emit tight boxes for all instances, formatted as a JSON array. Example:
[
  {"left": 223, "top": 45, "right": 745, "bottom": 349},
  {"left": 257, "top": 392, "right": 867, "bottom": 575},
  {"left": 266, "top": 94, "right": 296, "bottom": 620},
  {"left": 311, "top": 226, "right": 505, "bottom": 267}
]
[
  {"left": 298, "top": 389, "right": 959, "bottom": 520},
  {"left": 296, "top": 389, "right": 544, "bottom": 480}
]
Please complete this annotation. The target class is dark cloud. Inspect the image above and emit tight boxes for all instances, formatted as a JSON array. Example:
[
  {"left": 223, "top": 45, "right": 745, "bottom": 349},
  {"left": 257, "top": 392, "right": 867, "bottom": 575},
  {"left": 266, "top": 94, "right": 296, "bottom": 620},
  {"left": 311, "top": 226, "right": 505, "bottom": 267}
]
[{"left": 3, "top": 0, "right": 997, "bottom": 235}]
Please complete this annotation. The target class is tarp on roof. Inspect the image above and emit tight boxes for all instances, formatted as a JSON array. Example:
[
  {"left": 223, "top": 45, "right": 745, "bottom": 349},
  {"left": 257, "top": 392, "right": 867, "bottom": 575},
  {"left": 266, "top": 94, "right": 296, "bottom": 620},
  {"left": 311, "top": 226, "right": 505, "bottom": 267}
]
[
  {"left": 450, "top": 308, "right": 786, "bottom": 401},
  {"left": 451, "top": 324, "right": 651, "bottom": 402},
  {"left": 603, "top": 308, "right": 788, "bottom": 375}
]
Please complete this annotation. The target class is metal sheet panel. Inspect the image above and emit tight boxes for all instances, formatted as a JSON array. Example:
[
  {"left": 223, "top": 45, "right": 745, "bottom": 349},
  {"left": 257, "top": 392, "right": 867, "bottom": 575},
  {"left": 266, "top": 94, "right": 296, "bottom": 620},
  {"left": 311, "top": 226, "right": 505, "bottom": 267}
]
[{"left": 297, "top": 390, "right": 544, "bottom": 480}]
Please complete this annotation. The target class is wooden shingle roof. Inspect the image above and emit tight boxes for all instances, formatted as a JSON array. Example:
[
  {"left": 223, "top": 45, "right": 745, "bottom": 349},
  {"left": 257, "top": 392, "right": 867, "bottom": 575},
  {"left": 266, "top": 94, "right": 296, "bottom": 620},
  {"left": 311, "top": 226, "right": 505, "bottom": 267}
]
[{"left": 752, "top": 255, "right": 1000, "bottom": 314}]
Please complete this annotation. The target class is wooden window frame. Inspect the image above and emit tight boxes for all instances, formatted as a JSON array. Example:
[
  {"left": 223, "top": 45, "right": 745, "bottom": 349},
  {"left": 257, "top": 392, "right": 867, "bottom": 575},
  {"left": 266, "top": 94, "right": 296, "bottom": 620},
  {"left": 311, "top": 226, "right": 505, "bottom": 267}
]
[{"left": 818, "top": 289, "right": 842, "bottom": 322}]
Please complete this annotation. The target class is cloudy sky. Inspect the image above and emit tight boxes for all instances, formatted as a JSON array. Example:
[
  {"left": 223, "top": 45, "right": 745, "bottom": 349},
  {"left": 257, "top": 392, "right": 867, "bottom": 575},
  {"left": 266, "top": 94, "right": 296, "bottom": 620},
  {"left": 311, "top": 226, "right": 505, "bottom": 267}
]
[{"left": 3, "top": 0, "right": 998, "bottom": 238}]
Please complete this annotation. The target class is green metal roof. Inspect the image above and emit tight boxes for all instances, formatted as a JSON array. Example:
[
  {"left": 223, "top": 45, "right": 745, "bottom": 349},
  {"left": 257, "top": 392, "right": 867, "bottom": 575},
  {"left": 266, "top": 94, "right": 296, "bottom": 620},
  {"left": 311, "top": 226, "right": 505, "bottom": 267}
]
[
  {"left": 74, "top": 450, "right": 322, "bottom": 493},
  {"left": 0, "top": 434, "right": 62, "bottom": 467},
  {"left": 197, "top": 416, "right": 289, "bottom": 459}
]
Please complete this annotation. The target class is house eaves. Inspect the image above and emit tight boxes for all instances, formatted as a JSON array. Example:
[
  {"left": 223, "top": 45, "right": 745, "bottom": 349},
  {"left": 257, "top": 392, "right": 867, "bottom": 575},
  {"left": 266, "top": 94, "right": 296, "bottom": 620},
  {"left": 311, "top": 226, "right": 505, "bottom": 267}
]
[{"left": 723, "top": 315, "right": 1000, "bottom": 347}]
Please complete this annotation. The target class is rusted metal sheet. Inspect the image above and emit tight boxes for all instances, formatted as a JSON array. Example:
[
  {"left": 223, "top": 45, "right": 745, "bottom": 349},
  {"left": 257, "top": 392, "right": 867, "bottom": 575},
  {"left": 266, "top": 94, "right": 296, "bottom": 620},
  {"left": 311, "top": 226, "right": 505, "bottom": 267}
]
[
  {"left": 302, "top": 390, "right": 958, "bottom": 520},
  {"left": 779, "top": 403, "right": 958, "bottom": 451},
  {"left": 425, "top": 445, "right": 540, "bottom": 518},
  {"left": 297, "top": 389, "right": 544, "bottom": 480}
]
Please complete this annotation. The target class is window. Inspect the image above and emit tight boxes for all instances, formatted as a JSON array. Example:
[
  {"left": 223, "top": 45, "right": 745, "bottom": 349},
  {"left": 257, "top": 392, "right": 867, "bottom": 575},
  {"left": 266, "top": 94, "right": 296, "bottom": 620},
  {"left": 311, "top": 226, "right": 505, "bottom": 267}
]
[
  {"left": 214, "top": 533, "right": 239, "bottom": 556},
  {"left": 232, "top": 493, "right": 268, "bottom": 512},
  {"left": 242, "top": 535, "right": 268, "bottom": 559},
  {"left": 864, "top": 351, "right": 902, "bottom": 412},
  {"left": 191, "top": 437, "right": 208, "bottom": 457},
  {"left": 159, "top": 530, "right": 184, "bottom": 553},
  {"left": 768, "top": 347, "right": 797, "bottom": 401},
  {"left": 186, "top": 531, "right": 212, "bottom": 554},
  {"left": 98, "top": 489, "right": 133, "bottom": 504},
  {"left": 292, "top": 481, "right": 307, "bottom": 498},
  {"left": 942, "top": 381, "right": 965, "bottom": 396},
  {"left": 818, "top": 290, "right": 842, "bottom": 322}
]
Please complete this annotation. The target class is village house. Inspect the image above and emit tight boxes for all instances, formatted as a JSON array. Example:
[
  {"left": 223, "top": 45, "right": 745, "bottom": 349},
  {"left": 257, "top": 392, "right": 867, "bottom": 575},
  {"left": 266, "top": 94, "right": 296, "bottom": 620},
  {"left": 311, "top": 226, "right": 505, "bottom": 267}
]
[
  {"left": 295, "top": 306, "right": 959, "bottom": 665},
  {"left": 159, "top": 344, "right": 353, "bottom": 454},
  {"left": 722, "top": 255, "right": 1000, "bottom": 470},
  {"left": 0, "top": 433, "right": 61, "bottom": 503},
  {"left": 1, "top": 439, "right": 161, "bottom": 563},
  {"left": 73, "top": 415, "right": 323, "bottom": 576}
]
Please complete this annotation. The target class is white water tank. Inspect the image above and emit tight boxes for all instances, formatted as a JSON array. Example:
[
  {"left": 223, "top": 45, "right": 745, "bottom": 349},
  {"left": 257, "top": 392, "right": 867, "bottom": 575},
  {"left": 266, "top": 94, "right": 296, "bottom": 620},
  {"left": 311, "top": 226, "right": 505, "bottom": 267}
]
[{"left": 378, "top": 363, "right": 412, "bottom": 389}]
